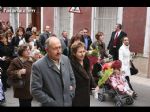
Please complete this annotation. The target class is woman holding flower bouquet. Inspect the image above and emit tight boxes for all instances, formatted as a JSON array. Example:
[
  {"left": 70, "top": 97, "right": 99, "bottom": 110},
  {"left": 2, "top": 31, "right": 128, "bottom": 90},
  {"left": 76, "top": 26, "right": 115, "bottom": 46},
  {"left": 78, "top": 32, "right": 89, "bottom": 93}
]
[
  {"left": 70, "top": 41, "right": 99, "bottom": 106},
  {"left": 90, "top": 32, "right": 108, "bottom": 59},
  {"left": 90, "top": 32, "right": 109, "bottom": 84}
]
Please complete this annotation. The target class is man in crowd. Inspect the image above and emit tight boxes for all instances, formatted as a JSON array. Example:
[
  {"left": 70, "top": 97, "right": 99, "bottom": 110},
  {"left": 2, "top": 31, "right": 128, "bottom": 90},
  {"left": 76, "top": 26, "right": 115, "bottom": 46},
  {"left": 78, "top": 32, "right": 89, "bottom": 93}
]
[
  {"left": 60, "top": 31, "right": 70, "bottom": 56},
  {"left": 39, "top": 25, "right": 51, "bottom": 54},
  {"left": 107, "top": 23, "right": 127, "bottom": 60},
  {"left": 30, "top": 36, "right": 76, "bottom": 106},
  {"left": 80, "top": 28, "right": 92, "bottom": 51}
]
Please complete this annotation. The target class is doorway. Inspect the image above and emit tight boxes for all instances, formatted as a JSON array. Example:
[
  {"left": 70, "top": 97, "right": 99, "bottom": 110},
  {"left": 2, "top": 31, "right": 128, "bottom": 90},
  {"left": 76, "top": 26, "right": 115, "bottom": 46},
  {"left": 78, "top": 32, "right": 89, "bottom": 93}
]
[{"left": 32, "top": 7, "right": 41, "bottom": 32}]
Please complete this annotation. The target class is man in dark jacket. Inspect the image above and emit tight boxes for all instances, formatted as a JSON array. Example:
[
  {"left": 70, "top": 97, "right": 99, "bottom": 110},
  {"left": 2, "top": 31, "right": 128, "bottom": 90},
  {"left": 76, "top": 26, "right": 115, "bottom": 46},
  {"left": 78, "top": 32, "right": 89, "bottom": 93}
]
[
  {"left": 80, "top": 28, "right": 92, "bottom": 51},
  {"left": 107, "top": 24, "right": 127, "bottom": 60},
  {"left": 60, "top": 31, "right": 70, "bottom": 56},
  {"left": 39, "top": 25, "right": 51, "bottom": 54}
]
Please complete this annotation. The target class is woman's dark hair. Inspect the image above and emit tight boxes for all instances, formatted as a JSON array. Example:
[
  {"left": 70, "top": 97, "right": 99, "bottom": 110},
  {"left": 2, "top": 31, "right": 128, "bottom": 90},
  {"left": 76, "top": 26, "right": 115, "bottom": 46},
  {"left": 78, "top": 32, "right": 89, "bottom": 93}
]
[
  {"left": 24, "top": 32, "right": 32, "bottom": 43},
  {"left": 95, "top": 32, "right": 104, "bottom": 40},
  {"left": 121, "top": 36, "right": 128, "bottom": 43},
  {"left": 69, "top": 33, "right": 82, "bottom": 47},
  {"left": 5, "top": 30, "right": 13, "bottom": 38},
  {"left": 18, "top": 44, "right": 29, "bottom": 56},
  {"left": 15, "top": 26, "right": 25, "bottom": 37}
]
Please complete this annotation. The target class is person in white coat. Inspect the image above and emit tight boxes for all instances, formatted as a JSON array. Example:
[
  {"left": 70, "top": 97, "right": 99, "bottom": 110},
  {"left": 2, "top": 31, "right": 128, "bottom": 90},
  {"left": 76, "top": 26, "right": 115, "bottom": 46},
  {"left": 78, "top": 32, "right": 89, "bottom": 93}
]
[{"left": 119, "top": 37, "right": 137, "bottom": 97}]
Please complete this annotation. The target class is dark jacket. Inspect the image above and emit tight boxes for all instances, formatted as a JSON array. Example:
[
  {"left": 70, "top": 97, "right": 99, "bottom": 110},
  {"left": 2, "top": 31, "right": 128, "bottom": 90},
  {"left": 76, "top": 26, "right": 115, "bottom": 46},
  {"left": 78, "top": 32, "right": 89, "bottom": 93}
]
[
  {"left": 0, "top": 41, "right": 13, "bottom": 69},
  {"left": 11, "top": 36, "right": 25, "bottom": 57},
  {"left": 39, "top": 32, "right": 51, "bottom": 52},
  {"left": 81, "top": 35, "right": 92, "bottom": 50},
  {"left": 7, "top": 57, "right": 33, "bottom": 99},
  {"left": 107, "top": 31, "right": 127, "bottom": 55},
  {"left": 91, "top": 41, "right": 108, "bottom": 59},
  {"left": 0, "top": 41, "right": 13, "bottom": 58},
  {"left": 70, "top": 56, "right": 96, "bottom": 106},
  {"left": 11, "top": 36, "right": 25, "bottom": 47},
  {"left": 60, "top": 38, "right": 70, "bottom": 56}
]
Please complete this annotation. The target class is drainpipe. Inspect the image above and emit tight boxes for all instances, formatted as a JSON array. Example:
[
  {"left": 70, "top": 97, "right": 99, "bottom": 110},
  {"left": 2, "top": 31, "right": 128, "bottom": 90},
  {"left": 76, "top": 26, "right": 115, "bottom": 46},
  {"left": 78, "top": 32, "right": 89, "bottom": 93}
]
[{"left": 144, "top": 7, "right": 150, "bottom": 78}]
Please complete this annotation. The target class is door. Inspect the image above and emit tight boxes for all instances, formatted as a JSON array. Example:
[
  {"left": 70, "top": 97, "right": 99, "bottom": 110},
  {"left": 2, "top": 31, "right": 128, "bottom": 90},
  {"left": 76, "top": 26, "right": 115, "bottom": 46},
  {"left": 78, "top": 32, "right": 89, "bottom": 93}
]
[{"left": 32, "top": 7, "right": 41, "bottom": 32}]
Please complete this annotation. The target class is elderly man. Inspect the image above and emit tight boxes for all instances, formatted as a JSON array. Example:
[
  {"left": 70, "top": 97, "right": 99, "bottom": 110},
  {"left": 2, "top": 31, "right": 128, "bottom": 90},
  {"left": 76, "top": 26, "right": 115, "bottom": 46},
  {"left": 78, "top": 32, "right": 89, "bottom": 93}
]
[{"left": 30, "top": 36, "right": 76, "bottom": 106}]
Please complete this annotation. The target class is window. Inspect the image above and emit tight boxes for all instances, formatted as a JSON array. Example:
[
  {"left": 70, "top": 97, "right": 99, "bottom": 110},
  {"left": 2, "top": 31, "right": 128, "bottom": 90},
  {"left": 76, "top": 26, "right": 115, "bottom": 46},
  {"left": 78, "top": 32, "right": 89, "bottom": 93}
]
[{"left": 92, "top": 7, "right": 118, "bottom": 46}]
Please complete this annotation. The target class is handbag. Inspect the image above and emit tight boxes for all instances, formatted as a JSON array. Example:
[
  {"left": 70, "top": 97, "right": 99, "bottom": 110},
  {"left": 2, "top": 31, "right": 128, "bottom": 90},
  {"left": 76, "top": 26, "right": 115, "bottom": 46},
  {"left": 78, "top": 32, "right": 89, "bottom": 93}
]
[
  {"left": 7, "top": 78, "right": 25, "bottom": 88},
  {"left": 130, "top": 60, "right": 138, "bottom": 75}
]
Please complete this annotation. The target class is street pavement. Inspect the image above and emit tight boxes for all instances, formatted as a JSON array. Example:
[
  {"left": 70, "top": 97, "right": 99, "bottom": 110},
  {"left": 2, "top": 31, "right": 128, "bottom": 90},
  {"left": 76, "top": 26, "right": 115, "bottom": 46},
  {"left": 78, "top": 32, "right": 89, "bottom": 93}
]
[
  {"left": 1, "top": 75, "right": 150, "bottom": 107},
  {"left": 90, "top": 75, "right": 150, "bottom": 107}
]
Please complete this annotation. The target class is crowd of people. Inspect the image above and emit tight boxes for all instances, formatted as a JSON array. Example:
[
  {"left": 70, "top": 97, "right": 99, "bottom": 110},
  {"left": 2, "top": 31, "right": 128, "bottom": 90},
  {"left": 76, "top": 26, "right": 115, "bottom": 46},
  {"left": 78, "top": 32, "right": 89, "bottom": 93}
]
[{"left": 0, "top": 21, "right": 137, "bottom": 107}]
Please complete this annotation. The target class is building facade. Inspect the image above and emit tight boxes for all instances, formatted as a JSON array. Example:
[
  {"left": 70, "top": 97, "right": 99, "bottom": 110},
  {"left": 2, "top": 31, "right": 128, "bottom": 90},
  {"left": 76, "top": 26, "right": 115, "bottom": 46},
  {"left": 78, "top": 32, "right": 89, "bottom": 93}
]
[{"left": 0, "top": 7, "right": 149, "bottom": 57}]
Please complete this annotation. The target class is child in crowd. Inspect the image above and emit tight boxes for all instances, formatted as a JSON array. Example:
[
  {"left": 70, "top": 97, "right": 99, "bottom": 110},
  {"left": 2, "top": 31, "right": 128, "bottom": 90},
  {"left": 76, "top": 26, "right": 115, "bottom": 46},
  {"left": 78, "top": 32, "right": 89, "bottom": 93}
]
[{"left": 109, "top": 60, "right": 135, "bottom": 97}]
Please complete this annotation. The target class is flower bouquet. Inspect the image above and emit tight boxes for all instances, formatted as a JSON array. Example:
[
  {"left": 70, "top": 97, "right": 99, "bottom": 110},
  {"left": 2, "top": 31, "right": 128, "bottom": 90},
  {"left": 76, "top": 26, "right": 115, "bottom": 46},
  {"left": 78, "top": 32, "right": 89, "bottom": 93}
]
[
  {"left": 86, "top": 49, "right": 100, "bottom": 71},
  {"left": 98, "top": 62, "right": 113, "bottom": 87}
]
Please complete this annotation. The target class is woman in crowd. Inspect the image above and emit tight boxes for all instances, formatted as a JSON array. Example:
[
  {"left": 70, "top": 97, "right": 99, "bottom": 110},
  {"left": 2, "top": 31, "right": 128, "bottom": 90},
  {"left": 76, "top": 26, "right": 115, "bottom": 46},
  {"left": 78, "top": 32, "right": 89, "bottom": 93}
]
[
  {"left": 68, "top": 33, "right": 82, "bottom": 57},
  {"left": 11, "top": 27, "right": 26, "bottom": 58},
  {"left": 91, "top": 32, "right": 108, "bottom": 59},
  {"left": 70, "top": 41, "right": 99, "bottom": 106},
  {"left": 7, "top": 44, "right": 33, "bottom": 107},
  {"left": 119, "top": 36, "right": 137, "bottom": 97},
  {"left": 90, "top": 32, "right": 109, "bottom": 84},
  {"left": 31, "top": 27, "right": 40, "bottom": 49},
  {"left": 6, "top": 21, "right": 14, "bottom": 34},
  {"left": 0, "top": 33, "right": 13, "bottom": 91},
  {"left": 5, "top": 30, "right": 13, "bottom": 44}
]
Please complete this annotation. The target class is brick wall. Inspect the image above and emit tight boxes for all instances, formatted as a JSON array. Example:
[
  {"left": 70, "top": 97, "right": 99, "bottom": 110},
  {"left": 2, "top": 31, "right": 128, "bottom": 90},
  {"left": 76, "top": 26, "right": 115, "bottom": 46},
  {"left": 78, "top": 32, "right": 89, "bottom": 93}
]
[
  {"left": 19, "top": 7, "right": 26, "bottom": 28},
  {"left": 123, "top": 7, "right": 147, "bottom": 53},
  {"left": 43, "top": 7, "right": 54, "bottom": 33},
  {"left": 73, "top": 7, "right": 92, "bottom": 35}
]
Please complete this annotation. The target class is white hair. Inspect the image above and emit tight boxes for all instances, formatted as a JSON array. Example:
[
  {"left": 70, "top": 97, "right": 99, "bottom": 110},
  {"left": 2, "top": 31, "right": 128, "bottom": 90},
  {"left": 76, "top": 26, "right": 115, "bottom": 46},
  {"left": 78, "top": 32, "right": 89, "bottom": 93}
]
[
  {"left": 31, "top": 49, "right": 40, "bottom": 56},
  {"left": 31, "top": 27, "right": 37, "bottom": 32}
]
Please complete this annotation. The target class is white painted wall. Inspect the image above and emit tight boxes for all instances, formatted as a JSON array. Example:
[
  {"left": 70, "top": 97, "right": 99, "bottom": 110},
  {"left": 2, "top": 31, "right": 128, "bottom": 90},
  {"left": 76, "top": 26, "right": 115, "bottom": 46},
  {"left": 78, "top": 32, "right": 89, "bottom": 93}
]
[
  {"left": 9, "top": 7, "right": 19, "bottom": 33},
  {"left": 41, "top": 7, "right": 43, "bottom": 33},
  {"left": 143, "top": 7, "right": 150, "bottom": 57},
  {"left": 117, "top": 7, "right": 123, "bottom": 24},
  {"left": 54, "top": 7, "right": 73, "bottom": 38}
]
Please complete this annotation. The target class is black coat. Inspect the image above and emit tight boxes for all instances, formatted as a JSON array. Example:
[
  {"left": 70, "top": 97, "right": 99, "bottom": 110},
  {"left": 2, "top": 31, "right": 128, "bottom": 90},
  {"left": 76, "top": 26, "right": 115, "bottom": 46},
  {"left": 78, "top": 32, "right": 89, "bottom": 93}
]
[
  {"left": 80, "top": 35, "right": 92, "bottom": 50},
  {"left": 11, "top": 36, "right": 24, "bottom": 47},
  {"left": 70, "top": 56, "right": 96, "bottom": 106},
  {"left": 107, "top": 31, "right": 127, "bottom": 55},
  {"left": 0, "top": 41, "right": 13, "bottom": 69},
  {"left": 39, "top": 32, "right": 51, "bottom": 51}
]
